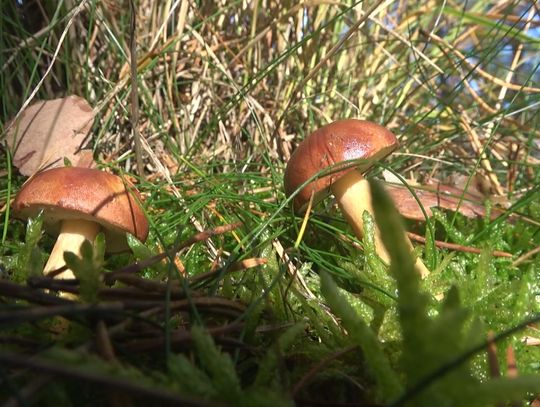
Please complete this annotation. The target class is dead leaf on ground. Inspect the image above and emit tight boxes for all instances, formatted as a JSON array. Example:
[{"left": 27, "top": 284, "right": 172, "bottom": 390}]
[
  {"left": 386, "top": 183, "right": 503, "bottom": 221},
  {"left": 74, "top": 149, "right": 96, "bottom": 168},
  {"left": 5, "top": 95, "right": 94, "bottom": 176}
]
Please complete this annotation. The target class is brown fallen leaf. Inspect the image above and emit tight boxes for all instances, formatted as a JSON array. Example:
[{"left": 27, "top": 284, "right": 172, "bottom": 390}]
[
  {"left": 386, "top": 183, "right": 503, "bottom": 221},
  {"left": 5, "top": 95, "right": 94, "bottom": 176},
  {"left": 74, "top": 149, "right": 96, "bottom": 168}
]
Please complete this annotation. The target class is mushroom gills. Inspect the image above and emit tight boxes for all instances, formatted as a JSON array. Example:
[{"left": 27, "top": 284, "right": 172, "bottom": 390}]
[
  {"left": 43, "top": 219, "right": 101, "bottom": 279},
  {"left": 331, "top": 170, "right": 429, "bottom": 278}
]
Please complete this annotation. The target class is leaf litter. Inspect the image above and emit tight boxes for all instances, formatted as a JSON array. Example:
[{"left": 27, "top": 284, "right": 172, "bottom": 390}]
[{"left": 5, "top": 95, "right": 94, "bottom": 176}]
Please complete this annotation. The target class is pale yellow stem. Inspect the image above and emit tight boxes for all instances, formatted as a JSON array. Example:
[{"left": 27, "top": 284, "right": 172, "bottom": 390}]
[
  {"left": 43, "top": 219, "right": 101, "bottom": 279},
  {"left": 331, "top": 170, "right": 430, "bottom": 278}
]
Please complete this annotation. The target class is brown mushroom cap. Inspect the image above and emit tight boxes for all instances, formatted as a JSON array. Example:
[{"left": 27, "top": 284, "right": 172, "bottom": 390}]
[
  {"left": 284, "top": 119, "right": 399, "bottom": 211},
  {"left": 13, "top": 167, "right": 149, "bottom": 252}
]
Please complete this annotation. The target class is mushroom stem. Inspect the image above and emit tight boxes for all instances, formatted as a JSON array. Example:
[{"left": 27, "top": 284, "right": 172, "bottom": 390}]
[
  {"left": 43, "top": 219, "right": 101, "bottom": 279},
  {"left": 331, "top": 170, "right": 430, "bottom": 278}
]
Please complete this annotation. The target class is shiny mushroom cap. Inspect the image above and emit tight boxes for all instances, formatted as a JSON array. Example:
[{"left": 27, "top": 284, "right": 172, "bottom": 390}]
[
  {"left": 13, "top": 167, "right": 149, "bottom": 252},
  {"left": 284, "top": 119, "right": 399, "bottom": 212}
]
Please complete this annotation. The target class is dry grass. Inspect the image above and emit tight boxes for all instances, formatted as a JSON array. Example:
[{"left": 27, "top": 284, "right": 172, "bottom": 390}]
[{"left": 2, "top": 2, "right": 539, "bottom": 187}]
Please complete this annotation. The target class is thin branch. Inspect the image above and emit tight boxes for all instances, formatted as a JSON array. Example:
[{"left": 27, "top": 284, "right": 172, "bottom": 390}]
[
  {"left": 512, "top": 245, "right": 540, "bottom": 266},
  {"left": 0, "top": 302, "right": 124, "bottom": 326},
  {"left": 407, "top": 232, "right": 512, "bottom": 258}
]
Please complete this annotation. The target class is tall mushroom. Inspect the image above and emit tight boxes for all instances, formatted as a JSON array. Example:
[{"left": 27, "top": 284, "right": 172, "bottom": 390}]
[
  {"left": 13, "top": 167, "right": 149, "bottom": 280},
  {"left": 284, "top": 119, "right": 429, "bottom": 277}
]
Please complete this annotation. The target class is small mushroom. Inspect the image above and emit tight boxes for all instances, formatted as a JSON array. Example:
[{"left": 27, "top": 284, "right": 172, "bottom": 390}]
[
  {"left": 13, "top": 167, "right": 149, "bottom": 280},
  {"left": 284, "top": 119, "right": 429, "bottom": 277}
]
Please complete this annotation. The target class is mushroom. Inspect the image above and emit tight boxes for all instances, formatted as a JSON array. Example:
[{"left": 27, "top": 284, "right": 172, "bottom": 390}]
[
  {"left": 13, "top": 167, "right": 149, "bottom": 280},
  {"left": 284, "top": 119, "right": 429, "bottom": 277}
]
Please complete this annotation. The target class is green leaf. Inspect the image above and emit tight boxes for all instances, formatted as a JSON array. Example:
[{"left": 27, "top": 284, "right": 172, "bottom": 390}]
[
  {"left": 167, "top": 354, "right": 214, "bottom": 398},
  {"left": 127, "top": 233, "right": 154, "bottom": 259},
  {"left": 423, "top": 224, "right": 437, "bottom": 271},
  {"left": 93, "top": 232, "right": 106, "bottom": 261},
  {"left": 240, "top": 387, "right": 295, "bottom": 407},
  {"left": 369, "top": 180, "right": 536, "bottom": 406},
  {"left": 469, "top": 376, "right": 540, "bottom": 405},
  {"left": 64, "top": 234, "right": 105, "bottom": 303},
  {"left": 255, "top": 322, "right": 304, "bottom": 387},
  {"left": 126, "top": 233, "right": 167, "bottom": 279},
  {"left": 369, "top": 181, "right": 432, "bottom": 384},
  {"left": 362, "top": 211, "right": 387, "bottom": 276},
  {"left": 320, "top": 271, "right": 402, "bottom": 402},
  {"left": 191, "top": 325, "right": 242, "bottom": 401},
  {"left": 25, "top": 212, "right": 44, "bottom": 247},
  {"left": 14, "top": 212, "right": 45, "bottom": 281}
]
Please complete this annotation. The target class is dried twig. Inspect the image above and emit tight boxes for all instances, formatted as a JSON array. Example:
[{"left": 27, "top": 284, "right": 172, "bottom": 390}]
[
  {"left": 0, "top": 280, "right": 72, "bottom": 306},
  {"left": 121, "top": 322, "right": 244, "bottom": 352},
  {"left": 512, "top": 245, "right": 540, "bottom": 266},
  {"left": 0, "top": 302, "right": 124, "bottom": 326},
  {"left": 407, "top": 232, "right": 512, "bottom": 258}
]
